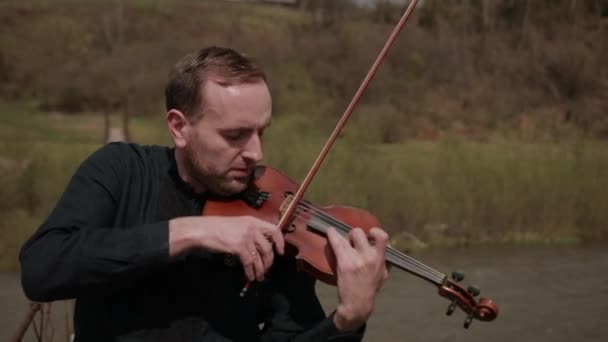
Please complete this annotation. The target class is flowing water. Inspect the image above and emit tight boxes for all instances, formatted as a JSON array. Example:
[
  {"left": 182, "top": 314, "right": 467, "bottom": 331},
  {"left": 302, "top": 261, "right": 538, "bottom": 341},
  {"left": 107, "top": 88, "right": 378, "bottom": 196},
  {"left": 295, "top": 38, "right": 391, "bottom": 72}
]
[{"left": 2, "top": 245, "right": 607, "bottom": 341}]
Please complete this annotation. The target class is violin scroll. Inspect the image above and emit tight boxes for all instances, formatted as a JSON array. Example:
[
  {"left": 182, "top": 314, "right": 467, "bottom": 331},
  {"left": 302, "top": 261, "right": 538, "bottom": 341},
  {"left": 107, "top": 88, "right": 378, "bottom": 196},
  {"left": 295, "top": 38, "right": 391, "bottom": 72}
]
[{"left": 439, "top": 272, "right": 499, "bottom": 328}]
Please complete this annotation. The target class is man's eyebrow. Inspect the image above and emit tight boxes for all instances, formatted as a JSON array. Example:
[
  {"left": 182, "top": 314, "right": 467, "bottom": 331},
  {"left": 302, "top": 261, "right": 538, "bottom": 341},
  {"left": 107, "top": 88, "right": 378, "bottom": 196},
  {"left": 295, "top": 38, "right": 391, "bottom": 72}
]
[{"left": 218, "top": 118, "right": 271, "bottom": 132}]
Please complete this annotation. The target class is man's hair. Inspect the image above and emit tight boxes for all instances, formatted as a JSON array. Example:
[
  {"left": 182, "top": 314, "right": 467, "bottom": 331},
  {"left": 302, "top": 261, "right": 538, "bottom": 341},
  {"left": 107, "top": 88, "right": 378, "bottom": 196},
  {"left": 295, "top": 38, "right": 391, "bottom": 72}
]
[{"left": 165, "top": 46, "right": 266, "bottom": 121}]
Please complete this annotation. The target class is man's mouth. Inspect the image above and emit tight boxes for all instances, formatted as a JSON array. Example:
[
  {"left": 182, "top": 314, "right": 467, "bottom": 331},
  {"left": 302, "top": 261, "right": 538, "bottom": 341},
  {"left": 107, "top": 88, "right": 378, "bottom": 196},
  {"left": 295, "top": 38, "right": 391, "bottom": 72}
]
[{"left": 229, "top": 168, "right": 252, "bottom": 178}]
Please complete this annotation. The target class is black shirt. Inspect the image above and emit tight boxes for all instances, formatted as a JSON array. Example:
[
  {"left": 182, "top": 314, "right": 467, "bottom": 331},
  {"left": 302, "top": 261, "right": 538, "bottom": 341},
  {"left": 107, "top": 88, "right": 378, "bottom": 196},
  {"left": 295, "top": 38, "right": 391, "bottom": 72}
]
[{"left": 19, "top": 142, "right": 364, "bottom": 341}]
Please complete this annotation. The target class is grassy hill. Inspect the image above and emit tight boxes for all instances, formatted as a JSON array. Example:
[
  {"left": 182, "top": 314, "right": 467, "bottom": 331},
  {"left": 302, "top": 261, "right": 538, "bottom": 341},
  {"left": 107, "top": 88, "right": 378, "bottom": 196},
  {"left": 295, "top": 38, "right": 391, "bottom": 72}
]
[{"left": 1, "top": 0, "right": 606, "bottom": 138}]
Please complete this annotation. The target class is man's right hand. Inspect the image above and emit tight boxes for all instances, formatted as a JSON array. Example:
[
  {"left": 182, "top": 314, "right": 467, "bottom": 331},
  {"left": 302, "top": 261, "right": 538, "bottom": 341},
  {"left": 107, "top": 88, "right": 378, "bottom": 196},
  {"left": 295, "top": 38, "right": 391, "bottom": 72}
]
[{"left": 169, "top": 216, "right": 284, "bottom": 281}]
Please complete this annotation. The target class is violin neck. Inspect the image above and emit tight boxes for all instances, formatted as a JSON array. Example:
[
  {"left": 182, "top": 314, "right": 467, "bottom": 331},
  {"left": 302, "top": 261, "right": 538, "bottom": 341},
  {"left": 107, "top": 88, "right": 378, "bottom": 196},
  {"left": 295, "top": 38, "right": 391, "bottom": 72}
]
[
  {"left": 384, "top": 245, "right": 445, "bottom": 286},
  {"left": 304, "top": 211, "right": 445, "bottom": 286}
]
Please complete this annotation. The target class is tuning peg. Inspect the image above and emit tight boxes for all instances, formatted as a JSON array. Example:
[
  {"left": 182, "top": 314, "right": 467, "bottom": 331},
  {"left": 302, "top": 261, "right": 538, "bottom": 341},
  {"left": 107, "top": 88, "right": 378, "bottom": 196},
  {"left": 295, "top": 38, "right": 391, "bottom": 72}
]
[
  {"left": 451, "top": 271, "right": 465, "bottom": 282},
  {"left": 467, "top": 285, "right": 481, "bottom": 297},
  {"left": 464, "top": 313, "right": 474, "bottom": 329},
  {"left": 446, "top": 299, "right": 458, "bottom": 316}
]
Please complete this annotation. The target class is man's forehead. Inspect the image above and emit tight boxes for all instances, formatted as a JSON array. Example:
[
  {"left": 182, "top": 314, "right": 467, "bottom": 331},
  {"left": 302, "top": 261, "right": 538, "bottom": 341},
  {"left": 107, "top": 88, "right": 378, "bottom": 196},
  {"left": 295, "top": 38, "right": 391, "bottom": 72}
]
[
  {"left": 203, "top": 108, "right": 270, "bottom": 124},
  {"left": 200, "top": 80, "right": 271, "bottom": 127},
  {"left": 223, "top": 85, "right": 242, "bottom": 96},
  {"left": 201, "top": 78, "right": 268, "bottom": 101}
]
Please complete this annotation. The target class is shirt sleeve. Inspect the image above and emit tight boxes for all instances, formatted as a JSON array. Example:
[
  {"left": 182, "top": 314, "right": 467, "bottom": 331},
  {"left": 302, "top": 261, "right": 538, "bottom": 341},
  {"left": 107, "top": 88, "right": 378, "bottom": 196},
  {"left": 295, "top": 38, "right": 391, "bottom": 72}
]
[
  {"left": 19, "top": 143, "right": 170, "bottom": 302},
  {"left": 260, "top": 257, "right": 366, "bottom": 341}
]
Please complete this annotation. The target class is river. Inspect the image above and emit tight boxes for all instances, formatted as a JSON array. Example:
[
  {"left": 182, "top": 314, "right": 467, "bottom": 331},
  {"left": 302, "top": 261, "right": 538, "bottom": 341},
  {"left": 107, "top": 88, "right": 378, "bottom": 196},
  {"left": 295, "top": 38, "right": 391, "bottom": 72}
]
[{"left": 2, "top": 245, "right": 607, "bottom": 341}]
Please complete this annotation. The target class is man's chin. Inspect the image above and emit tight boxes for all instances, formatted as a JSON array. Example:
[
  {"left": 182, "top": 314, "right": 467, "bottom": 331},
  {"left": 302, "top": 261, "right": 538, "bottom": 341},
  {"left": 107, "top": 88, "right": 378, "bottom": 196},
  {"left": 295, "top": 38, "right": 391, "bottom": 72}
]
[{"left": 212, "top": 178, "right": 249, "bottom": 197}]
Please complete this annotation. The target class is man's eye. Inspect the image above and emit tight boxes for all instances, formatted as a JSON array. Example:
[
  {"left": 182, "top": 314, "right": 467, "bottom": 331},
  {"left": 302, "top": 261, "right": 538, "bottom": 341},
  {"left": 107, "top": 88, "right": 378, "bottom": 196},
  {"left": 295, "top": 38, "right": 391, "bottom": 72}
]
[{"left": 225, "top": 131, "right": 245, "bottom": 141}]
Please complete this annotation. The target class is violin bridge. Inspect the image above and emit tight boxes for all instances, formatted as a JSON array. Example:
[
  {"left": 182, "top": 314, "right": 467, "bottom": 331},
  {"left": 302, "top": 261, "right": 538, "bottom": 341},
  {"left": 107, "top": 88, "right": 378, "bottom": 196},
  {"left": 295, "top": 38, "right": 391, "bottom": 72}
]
[
  {"left": 280, "top": 193, "right": 294, "bottom": 216},
  {"left": 280, "top": 194, "right": 322, "bottom": 234},
  {"left": 279, "top": 193, "right": 299, "bottom": 232}
]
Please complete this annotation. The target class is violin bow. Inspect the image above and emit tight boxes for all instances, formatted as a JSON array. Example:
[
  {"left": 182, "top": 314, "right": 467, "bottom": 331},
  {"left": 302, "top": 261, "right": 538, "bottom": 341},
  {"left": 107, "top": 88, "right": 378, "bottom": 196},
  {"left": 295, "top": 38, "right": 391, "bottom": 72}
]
[{"left": 277, "top": 0, "right": 420, "bottom": 230}]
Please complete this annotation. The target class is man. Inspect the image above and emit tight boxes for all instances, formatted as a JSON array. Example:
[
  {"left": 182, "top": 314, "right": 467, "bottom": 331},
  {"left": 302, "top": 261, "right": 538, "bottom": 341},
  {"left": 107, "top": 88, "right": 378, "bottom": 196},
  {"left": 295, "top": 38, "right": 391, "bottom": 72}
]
[{"left": 20, "top": 46, "right": 389, "bottom": 341}]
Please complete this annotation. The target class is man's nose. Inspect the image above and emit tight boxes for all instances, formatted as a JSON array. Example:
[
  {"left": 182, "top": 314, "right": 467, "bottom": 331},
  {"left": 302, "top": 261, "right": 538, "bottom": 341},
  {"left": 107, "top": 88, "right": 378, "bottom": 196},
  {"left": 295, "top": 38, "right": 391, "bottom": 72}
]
[{"left": 242, "top": 133, "right": 263, "bottom": 163}]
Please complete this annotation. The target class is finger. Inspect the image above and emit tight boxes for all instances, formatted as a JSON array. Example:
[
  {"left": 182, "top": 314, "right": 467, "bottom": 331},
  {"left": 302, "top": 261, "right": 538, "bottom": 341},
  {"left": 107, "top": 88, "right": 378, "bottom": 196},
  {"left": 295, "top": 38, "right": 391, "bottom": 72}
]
[
  {"left": 349, "top": 228, "right": 370, "bottom": 252},
  {"left": 266, "top": 226, "right": 285, "bottom": 255},
  {"left": 251, "top": 248, "right": 265, "bottom": 282},
  {"left": 379, "top": 266, "right": 390, "bottom": 290},
  {"left": 368, "top": 227, "right": 389, "bottom": 254},
  {"left": 255, "top": 217, "right": 285, "bottom": 255},
  {"left": 327, "top": 227, "right": 352, "bottom": 260},
  {"left": 254, "top": 232, "right": 274, "bottom": 273},
  {"left": 241, "top": 252, "right": 256, "bottom": 282},
  {"left": 383, "top": 265, "right": 390, "bottom": 285}
]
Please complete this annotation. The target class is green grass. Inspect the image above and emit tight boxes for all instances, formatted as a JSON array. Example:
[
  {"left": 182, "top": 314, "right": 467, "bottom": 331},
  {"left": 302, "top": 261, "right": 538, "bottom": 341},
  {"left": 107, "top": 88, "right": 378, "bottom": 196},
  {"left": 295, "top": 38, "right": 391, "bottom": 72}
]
[
  {"left": 1, "top": 101, "right": 607, "bottom": 270},
  {"left": 266, "top": 119, "right": 608, "bottom": 245}
]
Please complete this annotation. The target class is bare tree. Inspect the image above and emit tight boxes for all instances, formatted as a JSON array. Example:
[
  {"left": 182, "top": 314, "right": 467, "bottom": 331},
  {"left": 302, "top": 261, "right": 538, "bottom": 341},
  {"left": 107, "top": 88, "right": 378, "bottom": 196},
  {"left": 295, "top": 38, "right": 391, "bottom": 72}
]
[{"left": 300, "top": 0, "right": 351, "bottom": 27}]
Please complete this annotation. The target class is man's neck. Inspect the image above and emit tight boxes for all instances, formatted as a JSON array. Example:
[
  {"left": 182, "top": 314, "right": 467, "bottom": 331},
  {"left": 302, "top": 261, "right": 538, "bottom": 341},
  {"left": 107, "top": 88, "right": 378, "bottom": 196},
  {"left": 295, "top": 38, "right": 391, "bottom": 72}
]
[{"left": 174, "top": 148, "right": 206, "bottom": 194}]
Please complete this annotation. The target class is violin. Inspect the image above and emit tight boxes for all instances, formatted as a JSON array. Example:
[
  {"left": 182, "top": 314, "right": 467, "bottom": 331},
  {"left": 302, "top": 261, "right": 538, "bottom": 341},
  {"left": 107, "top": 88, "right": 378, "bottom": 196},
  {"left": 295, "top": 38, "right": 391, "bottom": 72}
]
[
  {"left": 204, "top": 166, "right": 498, "bottom": 329},
  {"left": 207, "top": 0, "right": 498, "bottom": 329}
]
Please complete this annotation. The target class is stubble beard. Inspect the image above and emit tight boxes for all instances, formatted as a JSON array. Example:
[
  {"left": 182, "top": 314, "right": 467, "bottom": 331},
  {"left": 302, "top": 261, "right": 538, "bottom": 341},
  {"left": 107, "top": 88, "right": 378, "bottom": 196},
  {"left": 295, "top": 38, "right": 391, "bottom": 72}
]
[{"left": 184, "top": 147, "right": 248, "bottom": 196}]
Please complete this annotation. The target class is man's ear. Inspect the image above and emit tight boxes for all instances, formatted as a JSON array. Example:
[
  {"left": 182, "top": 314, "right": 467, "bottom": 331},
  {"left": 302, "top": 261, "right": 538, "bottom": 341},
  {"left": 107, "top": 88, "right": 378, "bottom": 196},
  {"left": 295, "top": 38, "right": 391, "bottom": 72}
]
[{"left": 167, "top": 109, "right": 190, "bottom": 148}]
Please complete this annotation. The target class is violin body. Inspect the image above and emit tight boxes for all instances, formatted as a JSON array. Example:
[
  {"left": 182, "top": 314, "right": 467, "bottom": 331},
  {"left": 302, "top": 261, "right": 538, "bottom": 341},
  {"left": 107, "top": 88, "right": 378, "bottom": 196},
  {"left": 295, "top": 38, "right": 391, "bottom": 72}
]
[{"left": 203, "top": 165, "right": 380, "bottom": 285}]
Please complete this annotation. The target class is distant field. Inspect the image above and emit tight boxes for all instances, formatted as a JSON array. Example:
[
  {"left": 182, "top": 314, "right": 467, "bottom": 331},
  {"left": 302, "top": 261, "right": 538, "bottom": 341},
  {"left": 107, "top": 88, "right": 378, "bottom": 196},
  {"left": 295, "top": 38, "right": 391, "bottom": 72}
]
[{"left": 1, "top": 101, "right": 607, "bottom": 270}]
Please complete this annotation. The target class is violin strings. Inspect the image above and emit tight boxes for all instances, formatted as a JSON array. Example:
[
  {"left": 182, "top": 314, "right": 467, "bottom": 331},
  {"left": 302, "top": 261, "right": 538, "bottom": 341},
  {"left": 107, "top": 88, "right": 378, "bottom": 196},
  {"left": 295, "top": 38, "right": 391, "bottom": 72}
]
[
  {"left": 255, "top": 192, "right": 445, "bottom": 282},
  {"left": 264, "top": 193, "right": 443, "bottom": 280},
  {"left": 292, "top": 209, "right": 444, "bottom": 283},
  {"left": 289, "top": 203, "right": 446, "bottom": 283}
]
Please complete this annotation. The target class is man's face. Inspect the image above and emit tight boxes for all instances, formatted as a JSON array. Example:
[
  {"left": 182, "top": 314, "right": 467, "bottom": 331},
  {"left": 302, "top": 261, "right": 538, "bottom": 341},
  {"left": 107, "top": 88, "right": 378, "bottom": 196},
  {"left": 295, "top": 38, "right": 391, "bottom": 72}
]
[{"left": 182, "top": 79, "right": 272, "bottom": 196}]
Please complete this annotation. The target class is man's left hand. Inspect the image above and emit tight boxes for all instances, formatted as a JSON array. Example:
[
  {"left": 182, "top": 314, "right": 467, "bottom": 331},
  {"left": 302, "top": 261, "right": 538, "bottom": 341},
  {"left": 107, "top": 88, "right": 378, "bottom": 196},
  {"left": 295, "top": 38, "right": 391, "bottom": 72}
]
[{"left": 327, "top": 226, "right": 390, "bottom": 332}]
